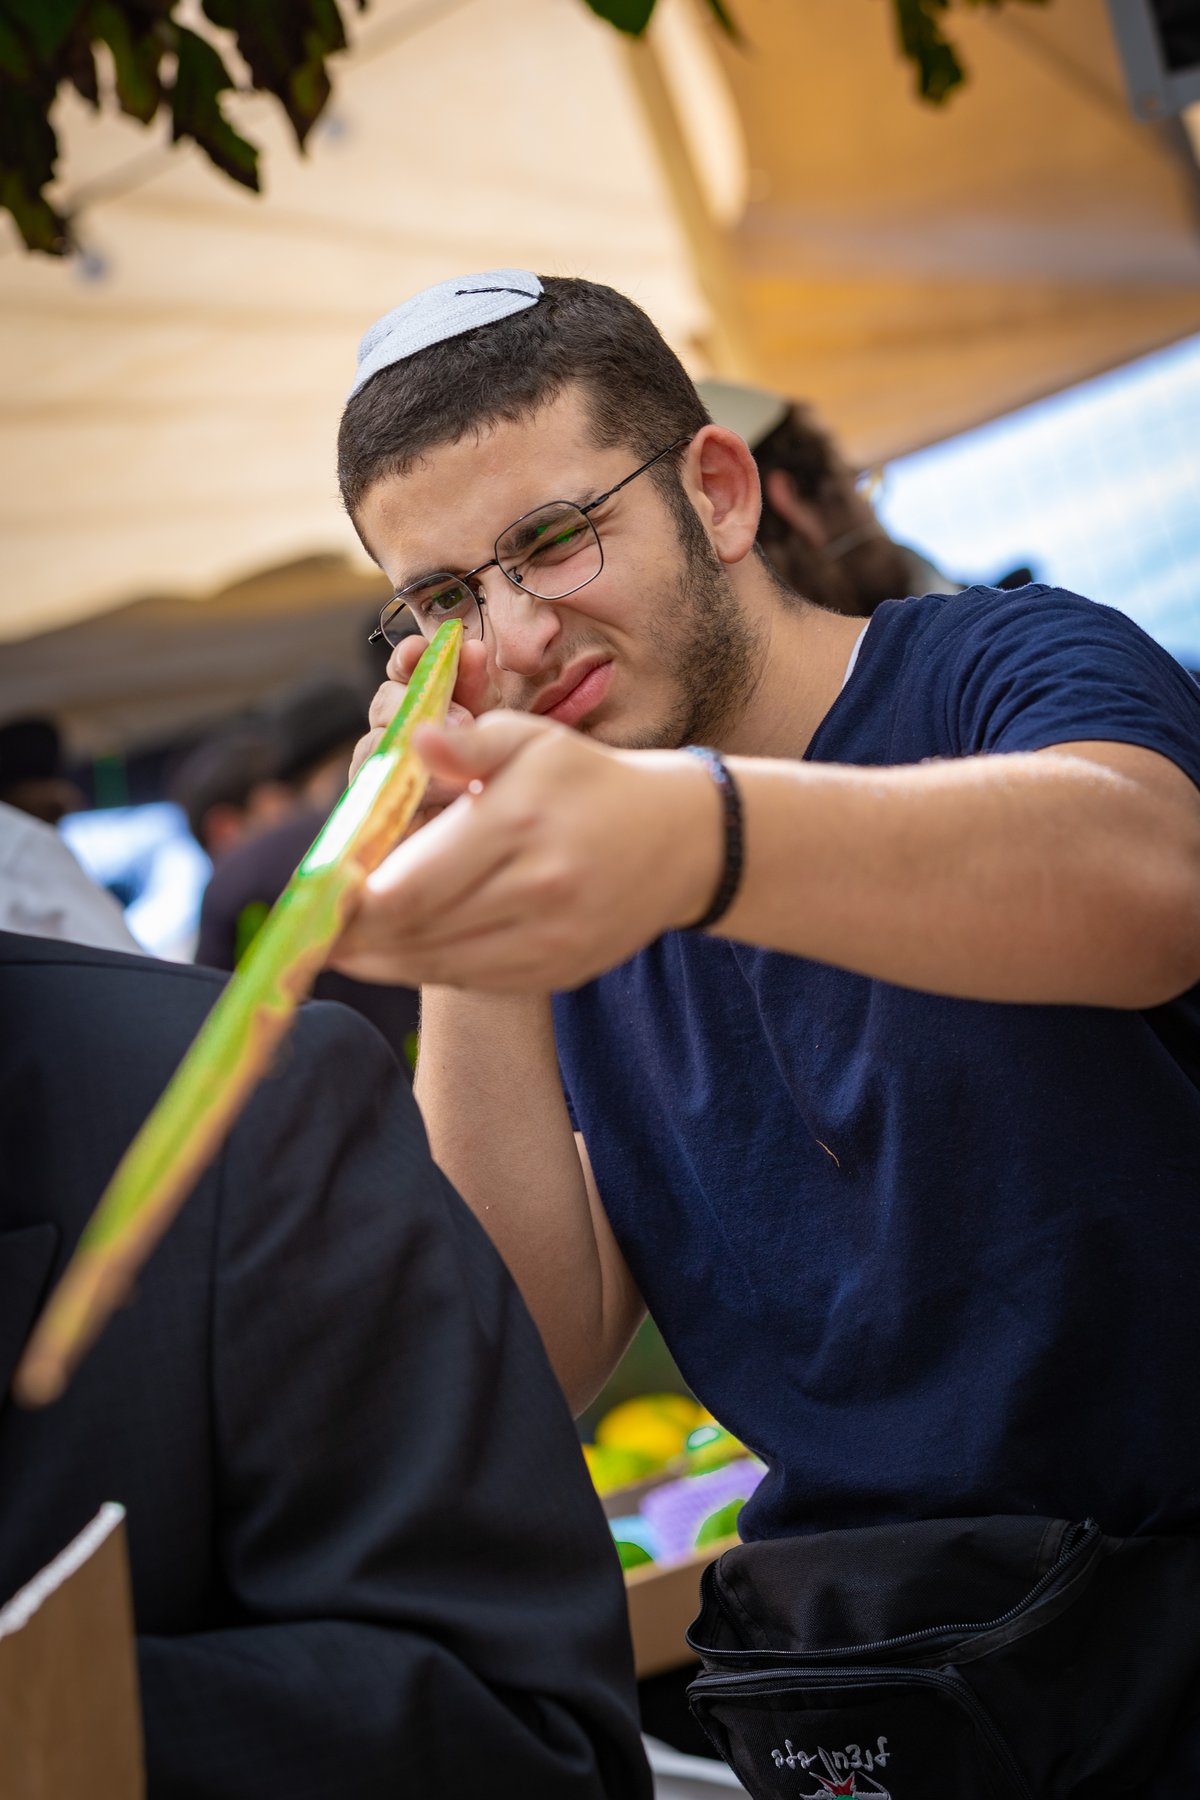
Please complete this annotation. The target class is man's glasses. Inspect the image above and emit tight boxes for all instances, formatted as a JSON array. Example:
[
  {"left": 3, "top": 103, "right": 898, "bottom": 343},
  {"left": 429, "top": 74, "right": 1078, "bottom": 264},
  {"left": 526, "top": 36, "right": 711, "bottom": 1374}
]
[{"left": 369, "top": 437, "right": 691, "bottom": 649}]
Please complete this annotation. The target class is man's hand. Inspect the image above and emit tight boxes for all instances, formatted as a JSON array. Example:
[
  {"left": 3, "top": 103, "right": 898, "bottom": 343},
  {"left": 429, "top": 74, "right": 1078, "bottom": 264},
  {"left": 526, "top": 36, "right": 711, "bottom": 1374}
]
[
  {"left": 349, "top": 634, "right": 501, "bottom": 829},
  {"left": 333, "top": 712, "right": 722, "bottom": 991}
]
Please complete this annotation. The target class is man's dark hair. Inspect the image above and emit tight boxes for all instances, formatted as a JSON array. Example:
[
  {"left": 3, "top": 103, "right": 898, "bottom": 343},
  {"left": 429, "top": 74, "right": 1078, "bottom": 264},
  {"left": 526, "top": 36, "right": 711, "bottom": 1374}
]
[
  {"left": 752, "top": 405, "right": 843, "bottom": 507},
  {"left": 750, "top": 404, "right": 892, "bottom": 614},
  {"left": 337, "top": 275, "right": 710, "bottom": 535},
  {"left": 270, "top": 679, "right": 367, "bottom": 787}
]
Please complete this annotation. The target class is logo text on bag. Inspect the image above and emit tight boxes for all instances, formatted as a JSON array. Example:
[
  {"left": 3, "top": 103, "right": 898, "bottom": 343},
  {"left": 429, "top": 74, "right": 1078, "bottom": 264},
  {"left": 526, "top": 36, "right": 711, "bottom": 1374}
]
[{"left": 769, "top": 1737, "right": 891, "bottom": 1796}]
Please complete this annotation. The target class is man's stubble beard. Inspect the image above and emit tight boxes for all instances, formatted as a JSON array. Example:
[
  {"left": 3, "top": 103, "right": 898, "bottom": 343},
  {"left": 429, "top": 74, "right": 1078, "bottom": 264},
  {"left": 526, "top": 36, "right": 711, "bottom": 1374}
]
[{"left": 603, "top": 501, "right": 767, "bottom": 753}]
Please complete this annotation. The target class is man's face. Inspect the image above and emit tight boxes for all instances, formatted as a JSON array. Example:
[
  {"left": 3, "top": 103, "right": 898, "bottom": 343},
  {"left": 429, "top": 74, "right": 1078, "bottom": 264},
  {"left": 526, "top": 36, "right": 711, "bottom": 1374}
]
[{"left": 356, "top": 385, "right": 763, "bottom": 750}]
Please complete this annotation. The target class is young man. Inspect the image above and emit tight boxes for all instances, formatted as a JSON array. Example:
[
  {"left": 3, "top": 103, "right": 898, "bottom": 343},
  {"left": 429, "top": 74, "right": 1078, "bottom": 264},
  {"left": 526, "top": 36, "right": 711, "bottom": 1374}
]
[{"left": 333, "top": 271, "right": 1200, "bottom": 1774}]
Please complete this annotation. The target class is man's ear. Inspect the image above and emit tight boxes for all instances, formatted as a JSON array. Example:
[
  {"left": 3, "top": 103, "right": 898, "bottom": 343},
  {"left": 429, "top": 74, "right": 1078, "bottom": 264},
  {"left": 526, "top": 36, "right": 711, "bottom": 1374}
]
[
  {"left": 762, "top": 468, "right": 828, "bottom": 550},
  {"left": 682, "top": 425, "right": 762, "bottom": 567}
]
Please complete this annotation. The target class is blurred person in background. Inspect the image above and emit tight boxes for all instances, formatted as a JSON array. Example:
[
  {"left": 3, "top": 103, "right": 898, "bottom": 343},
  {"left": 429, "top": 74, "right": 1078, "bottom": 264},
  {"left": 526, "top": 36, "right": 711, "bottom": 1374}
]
[
  {"left": 0, "top": 929, "right": 650, "bottom": 1800},
  {"left": 194, "top": 679, "right": 420, "bottom": 1068},
  {"left": 699, "top": 380, "right": 1033, "bottom": 615},
  {"left": 0, "top": 716, "right": 138, "bottom": 952},
  {"left": 170, "top": 721, "right": 293, "bottom": 866},
  {"left": 273, "top": 675, "right": 370, "bottom": 812}
]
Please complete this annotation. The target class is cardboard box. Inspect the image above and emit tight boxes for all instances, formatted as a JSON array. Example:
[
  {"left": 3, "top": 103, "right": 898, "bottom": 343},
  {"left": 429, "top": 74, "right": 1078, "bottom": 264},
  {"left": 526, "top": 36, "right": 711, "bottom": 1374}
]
[
  {"left": 625, "top": 1535, "right": 737, "bottom": 1678},
  {"left": 0, "top": 1504, "right": 144, "bottom": 1800}
]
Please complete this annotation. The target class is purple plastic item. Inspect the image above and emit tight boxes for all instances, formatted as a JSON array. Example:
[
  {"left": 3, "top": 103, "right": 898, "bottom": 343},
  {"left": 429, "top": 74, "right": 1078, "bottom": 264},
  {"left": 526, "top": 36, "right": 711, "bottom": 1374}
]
[{"left": 640, "top": 1458, "right": 765, "bottom": 1563}]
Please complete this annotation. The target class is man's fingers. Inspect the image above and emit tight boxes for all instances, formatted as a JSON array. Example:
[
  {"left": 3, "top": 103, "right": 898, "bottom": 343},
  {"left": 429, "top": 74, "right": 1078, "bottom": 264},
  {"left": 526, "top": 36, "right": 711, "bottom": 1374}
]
[
  {"left": 349, "top": 728, "right": 383, "bottom": 781},
  {"left": 386, "top": 636, "right": 497, "bottom": 719},
  {"left": 354, "top": 673, "right": 507, "bottom": 797},
  {"left": 356, "top": 788, "right": 516, "bottom": 934},
  {"left": 412, "top": 710, "right": 556, "bottom": 786},
  {"left": 334, "top": 920, "right": 541, "bottom": 990},
  {"left": 342, "top": 714, "right": 566, "bottom": 941},
  {"left": 368, "top": 686, "right": 397, "bottom": 731},
  {"left": 453, "top": 640, "right": 500, "bottom": 717},
  {"left": 386, "top": 635, "right": 426, "bottom": 682},
  {"left": 369, "top": 682, "right": 473, "bottom": 735}
]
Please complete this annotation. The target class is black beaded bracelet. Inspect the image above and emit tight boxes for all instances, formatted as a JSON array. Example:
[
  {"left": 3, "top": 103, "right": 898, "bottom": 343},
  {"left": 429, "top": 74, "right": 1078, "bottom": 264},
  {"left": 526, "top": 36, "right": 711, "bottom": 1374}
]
[{"left": 682, "top": 746, "right": 744, "bottom": 932}]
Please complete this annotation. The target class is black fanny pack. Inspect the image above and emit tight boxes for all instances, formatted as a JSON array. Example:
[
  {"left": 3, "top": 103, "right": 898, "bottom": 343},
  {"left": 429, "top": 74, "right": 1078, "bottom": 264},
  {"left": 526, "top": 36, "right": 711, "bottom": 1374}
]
[{"left": 685, "top": 1515, "right": 1200, "bottom": 1800}]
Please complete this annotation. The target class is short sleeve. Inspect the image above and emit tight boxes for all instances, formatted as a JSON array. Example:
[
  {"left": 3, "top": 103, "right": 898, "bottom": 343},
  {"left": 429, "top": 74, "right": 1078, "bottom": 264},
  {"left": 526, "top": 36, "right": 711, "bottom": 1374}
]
[{"left": 940, "top": 586, "right": 1200, "bottom": 792}]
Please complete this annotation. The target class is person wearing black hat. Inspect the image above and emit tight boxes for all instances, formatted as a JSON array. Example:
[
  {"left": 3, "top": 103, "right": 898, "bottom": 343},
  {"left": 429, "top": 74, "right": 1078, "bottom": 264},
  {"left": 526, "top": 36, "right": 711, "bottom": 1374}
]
[{"left": 0, "top": 716, "right": 84, "bottom": 825}]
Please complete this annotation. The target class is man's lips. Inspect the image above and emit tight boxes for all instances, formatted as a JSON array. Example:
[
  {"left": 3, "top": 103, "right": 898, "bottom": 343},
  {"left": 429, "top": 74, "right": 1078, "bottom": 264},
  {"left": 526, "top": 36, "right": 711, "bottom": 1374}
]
[{"left": 533, "top": 660, "right": 613, "bottom": 728}]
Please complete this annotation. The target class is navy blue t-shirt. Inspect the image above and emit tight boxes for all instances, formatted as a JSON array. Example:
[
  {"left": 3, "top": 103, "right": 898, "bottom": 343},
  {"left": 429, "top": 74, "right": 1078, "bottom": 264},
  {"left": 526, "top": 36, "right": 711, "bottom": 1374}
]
[{"left": 554, "top": 586, "right": 1200, "bottom": 1544}]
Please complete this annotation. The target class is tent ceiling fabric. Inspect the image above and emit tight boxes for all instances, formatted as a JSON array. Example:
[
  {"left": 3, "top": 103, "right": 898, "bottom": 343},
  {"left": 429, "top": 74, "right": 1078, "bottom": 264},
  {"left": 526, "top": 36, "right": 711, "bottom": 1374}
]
[
  {"left": 1, "top": 0, "right": 1198, "bottom": 736},
  {"left": 0, "top": 557, "right": 390, "bottom": 757},
  {"left": 710, "top": 0, "right": 1200, "bottom": 462},
  {"left": 0, "top": 0, "right": 703, "bottom": 650}
]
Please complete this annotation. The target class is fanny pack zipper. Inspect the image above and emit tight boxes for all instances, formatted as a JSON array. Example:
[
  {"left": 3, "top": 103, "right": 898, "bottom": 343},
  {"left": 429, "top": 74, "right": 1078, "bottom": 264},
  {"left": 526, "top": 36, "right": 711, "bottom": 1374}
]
[
  {"left": 689, "top": 1663, "right": 1034, "bottom": 1800},
  {"left": 701, "top": 1517, "right": 1100, "bottom": 1665}
]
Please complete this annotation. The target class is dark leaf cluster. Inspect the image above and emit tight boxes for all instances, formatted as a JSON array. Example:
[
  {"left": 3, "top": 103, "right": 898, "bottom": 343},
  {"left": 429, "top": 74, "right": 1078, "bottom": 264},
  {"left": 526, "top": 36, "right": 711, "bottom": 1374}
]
[
  {"left": 891, "top": 0, "right": 1048, "bottom": 104},
  {"left": 586, "top": 0, "right": 1049, "bottom": 103},
  {"left": 0, "top": 0, "right": 362, "bottom": 254},
  {"left": 2, "top": 0, "right": 1054, "bottom": 258}
]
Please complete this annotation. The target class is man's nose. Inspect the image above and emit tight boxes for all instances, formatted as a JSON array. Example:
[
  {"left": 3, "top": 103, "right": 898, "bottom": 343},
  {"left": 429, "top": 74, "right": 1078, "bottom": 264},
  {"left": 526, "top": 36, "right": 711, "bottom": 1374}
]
[{"left": 479, "top": 567, "right": 563, "bottom": 676}]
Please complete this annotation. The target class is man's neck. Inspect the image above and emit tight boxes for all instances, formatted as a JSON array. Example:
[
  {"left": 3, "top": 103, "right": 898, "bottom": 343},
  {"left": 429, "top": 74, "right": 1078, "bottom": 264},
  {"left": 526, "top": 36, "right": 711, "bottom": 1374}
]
[{"left": 717, "top": 570, "right": 870, "bottom": 761}]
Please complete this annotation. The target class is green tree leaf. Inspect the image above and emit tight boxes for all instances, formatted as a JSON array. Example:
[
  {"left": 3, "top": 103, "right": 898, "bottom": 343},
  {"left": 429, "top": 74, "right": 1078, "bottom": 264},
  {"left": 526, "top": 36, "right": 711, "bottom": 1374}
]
[
  {"left": 0, "top": 82, "right": 71, "bottom": 250},
  {"left": 580, "top": 0, "right": 656, "bottom": 32},
  {"left": 1, "top": 0, "right": 88, "bottom": 66},
  {"left": 170, "top": 22, "right": 258, "bottom": 189},
  {"left": 201, "top": 0, "right": 348, "bottom": 147},
  {"left": 62, "top": 31, "right": 99, "bottom": 107},
  {"left": 0, "top": 0, "right": 1057, "bottom": 257},
  {"left": 89, "top": 1, "right": 165, "bottom": 123},
  {"left": 581, "top": 0, "right": 739, "bottom": 40},
  {"left": 892, "top": 0, "right": 963, "bottom": 103},
  {"left": 893, "top": 0, "right": 1049, "bottom": 103},
  {"left": 0, "top": 18, "right": 34, "bottom": 82},
  {"left": 702, "top": 0, "right": 740, "bottom": 39}
]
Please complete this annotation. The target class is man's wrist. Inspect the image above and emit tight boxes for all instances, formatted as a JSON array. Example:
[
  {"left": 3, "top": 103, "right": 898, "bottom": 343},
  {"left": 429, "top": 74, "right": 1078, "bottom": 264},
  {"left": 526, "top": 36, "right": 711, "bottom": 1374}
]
[
  {"left": 679, "top": 747, "right": 745, "bottom": 931},
  {"left": 652, "top": 749, "right": 736, "bottom": 934}
]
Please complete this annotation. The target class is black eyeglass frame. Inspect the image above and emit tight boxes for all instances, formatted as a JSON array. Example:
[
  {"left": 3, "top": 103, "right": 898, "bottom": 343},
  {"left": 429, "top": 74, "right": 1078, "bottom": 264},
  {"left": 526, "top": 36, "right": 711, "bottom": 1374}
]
[{"left": 368, "top": 435, "right": 692, "bottom": 648}]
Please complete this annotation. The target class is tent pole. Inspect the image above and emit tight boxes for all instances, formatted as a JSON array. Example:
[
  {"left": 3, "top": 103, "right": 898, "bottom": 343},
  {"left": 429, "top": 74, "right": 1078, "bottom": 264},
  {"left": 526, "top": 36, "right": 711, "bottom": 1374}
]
[{"left": 620, "top": 31, "right": 764, "bottom": 384}]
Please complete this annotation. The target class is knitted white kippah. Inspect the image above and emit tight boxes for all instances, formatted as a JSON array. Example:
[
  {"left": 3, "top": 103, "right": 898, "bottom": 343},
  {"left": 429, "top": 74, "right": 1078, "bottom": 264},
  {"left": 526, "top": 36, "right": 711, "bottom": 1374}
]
[{"left": 348, "top": 269, "right": 544, "bottom": 400}]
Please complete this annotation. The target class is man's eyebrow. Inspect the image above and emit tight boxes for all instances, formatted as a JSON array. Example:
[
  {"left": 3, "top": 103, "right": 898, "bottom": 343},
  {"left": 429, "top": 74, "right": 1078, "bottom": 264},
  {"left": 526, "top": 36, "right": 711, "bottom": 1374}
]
[
  {"left": 393, "top": 487, "right": 605, "bottom": 590},
  {"left": 392, "top": 563, "right": 460, "bottom": 594},
  {"left": 503, "top": 496, "right": 594, "bottom": 554}
]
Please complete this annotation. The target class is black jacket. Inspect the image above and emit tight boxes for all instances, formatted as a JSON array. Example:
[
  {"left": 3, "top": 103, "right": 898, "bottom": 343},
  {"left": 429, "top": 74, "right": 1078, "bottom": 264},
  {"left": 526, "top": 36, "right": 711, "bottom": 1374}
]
[{"left": 0, "top": 932, "right": 649, "bottom": 1799}]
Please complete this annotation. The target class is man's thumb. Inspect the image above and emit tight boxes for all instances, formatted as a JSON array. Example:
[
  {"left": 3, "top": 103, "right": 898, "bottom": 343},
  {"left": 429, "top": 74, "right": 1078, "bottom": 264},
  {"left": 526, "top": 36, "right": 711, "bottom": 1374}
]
[{"left": 413, "top": 711, "right": 546, "bottom": 786}]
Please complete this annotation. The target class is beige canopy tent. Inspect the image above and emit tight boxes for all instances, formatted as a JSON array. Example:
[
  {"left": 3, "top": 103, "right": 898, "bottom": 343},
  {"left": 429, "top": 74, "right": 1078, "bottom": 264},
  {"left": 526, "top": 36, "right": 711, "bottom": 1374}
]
[{"left": 1, "top": 0, "right": 1198, "bottom": 750}]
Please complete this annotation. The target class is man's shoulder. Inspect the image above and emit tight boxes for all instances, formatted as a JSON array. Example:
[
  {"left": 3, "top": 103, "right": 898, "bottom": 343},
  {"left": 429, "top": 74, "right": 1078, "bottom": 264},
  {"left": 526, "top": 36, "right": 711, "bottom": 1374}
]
[
  {"left": 862, "top": 582, "right": 1154, "bottom": 687},
  {"left": 0, "top": 929, "right": 223, "bottom": 994},
  {"left": 874, "top": 581, "right": 1083, "bottom": 640},
  {"left": 0, "top": 931, "right": 400, "bottom": 1261},
  {"left": 0, "top": 931, "right": 388, "bottom": 1066}
]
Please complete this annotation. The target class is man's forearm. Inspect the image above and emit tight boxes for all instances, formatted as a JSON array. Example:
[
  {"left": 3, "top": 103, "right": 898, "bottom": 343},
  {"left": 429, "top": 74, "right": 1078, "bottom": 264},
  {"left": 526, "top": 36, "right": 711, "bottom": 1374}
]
[
  {"left": 336, "top": 722, "right": 1199, "bottom": 1013},
  {"left": 719, "top": 743, "right": 1200, "bottom": 1007},
  {"left": 416, "top": 987, "right": 639, "bottom": 1407}
]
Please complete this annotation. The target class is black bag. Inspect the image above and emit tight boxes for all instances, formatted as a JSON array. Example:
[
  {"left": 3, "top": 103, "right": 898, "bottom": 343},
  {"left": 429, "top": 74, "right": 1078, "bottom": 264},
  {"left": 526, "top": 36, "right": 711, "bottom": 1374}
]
[{"left": 686, "top": 1516, "right": 1200, "bottom": 1800}]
